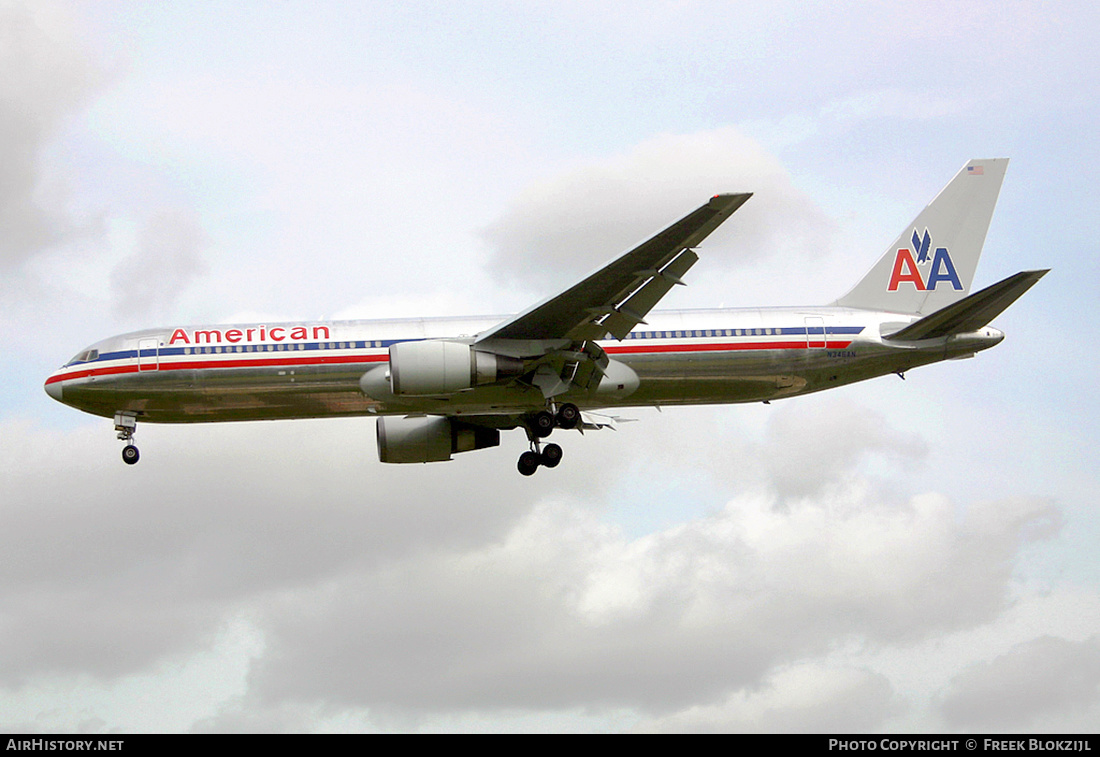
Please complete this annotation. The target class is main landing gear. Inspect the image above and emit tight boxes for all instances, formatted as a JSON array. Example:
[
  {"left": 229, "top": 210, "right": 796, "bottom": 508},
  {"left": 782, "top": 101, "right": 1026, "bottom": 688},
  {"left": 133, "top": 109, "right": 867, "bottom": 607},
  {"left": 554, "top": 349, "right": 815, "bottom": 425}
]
[
  {"left": 517, "top": 444, "right": 562, "bottom": 476},
  {"left": 516, "top": 403, "right": 578, "bottom": 476},
  {"left": 115, "top": 412, "right": 140, "bottom": 465}
]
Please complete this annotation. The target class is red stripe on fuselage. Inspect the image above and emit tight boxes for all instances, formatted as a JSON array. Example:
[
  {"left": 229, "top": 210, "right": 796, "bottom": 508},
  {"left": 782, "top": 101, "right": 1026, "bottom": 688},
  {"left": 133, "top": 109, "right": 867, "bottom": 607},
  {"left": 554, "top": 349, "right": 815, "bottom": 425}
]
[
  {"left": 46, "top": 352, "right": 388, "bottom": 384},
  {"left": 45, "top": 364, "right": 136, "bottom": 384},
  {"left": 46, "top": 340, "right": 855, "bottom": 385}
]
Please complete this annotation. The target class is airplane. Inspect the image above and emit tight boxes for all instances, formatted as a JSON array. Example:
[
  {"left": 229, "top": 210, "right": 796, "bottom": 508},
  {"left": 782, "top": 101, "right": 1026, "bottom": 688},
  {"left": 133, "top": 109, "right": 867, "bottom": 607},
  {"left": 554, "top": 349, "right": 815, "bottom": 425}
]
[{"left": 45, "top": 158, "right": 1047, "bottom": 475}]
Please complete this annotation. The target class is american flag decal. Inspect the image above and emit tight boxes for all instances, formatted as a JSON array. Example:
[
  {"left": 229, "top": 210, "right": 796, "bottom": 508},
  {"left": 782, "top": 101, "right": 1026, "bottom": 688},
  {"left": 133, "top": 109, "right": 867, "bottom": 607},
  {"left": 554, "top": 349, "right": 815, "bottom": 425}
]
[{"left": 967, "top": 165, "right": 984, "bottom": 175}]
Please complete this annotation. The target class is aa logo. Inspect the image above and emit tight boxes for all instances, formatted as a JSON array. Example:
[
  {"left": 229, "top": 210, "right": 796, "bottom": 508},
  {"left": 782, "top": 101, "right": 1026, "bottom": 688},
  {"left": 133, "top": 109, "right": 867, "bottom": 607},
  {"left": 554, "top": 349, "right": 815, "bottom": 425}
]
[{"left": 887, "top": 230, "right": 962, "bottom": 291}]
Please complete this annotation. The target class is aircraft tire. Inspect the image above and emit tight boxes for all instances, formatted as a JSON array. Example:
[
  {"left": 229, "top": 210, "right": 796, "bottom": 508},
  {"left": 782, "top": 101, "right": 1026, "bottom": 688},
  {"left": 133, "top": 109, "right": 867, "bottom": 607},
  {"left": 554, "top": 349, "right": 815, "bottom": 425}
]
[
  {"left": 517, "top": 450, "right": 541, "bottom": 476},
  {"left": 541, "top": 443, "right": 563, "bottom": 468},
  {"left": 556, "top": 403, "right": 579, "bottom": 429},
  {"left": 533, "top": 411, "right": 555, "bottom": 438},
  {"left": 122, "top": 445, "right": 140, "bottom": 465}
]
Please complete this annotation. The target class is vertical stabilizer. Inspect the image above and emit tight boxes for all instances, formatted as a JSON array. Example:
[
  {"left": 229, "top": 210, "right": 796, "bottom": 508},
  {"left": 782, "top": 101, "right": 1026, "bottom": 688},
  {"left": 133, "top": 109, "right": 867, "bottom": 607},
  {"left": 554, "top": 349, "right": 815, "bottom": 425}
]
[{"left": 834, "top": 159, "right": 1009, "bottom": 314}]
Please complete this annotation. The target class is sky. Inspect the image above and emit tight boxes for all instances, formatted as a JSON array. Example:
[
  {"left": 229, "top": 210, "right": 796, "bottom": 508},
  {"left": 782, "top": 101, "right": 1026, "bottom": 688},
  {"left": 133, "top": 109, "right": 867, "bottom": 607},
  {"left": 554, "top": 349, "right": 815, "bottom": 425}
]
[{"left": 2, "top": 0, "right": 1098, "bottom": 733}]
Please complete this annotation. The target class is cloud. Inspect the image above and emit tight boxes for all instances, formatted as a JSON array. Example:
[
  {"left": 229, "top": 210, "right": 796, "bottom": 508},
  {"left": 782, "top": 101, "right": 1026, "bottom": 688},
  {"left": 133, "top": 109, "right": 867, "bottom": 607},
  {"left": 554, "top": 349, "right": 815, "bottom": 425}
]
[
  {"left": 479, "top": 128, "right": 836, "bottom": 294},
  {"left": 759, "top": 398, "right": 929, "bottom": 500},
  {"left": 191, "top": 697, "right": 318, "bottom": 735},
  {"left": 108, "top": 209, "right": 209, "bottom": 319},
  {"left": 238, "top": 408, "right": 1058, "bottom": 719},
  {"left": 937, "top": 635, "right": 1100, "bottom": 730},
  {"left": 635, "top": 662, "right": 902, "bottom": 733},
  {"left": 0, "top": 417, "right": 540, "bottom": 684},
  {"left": 1, "top": 398, "right": 1061, "bottom": 730},
  {"left": 0, "top": 1, "right": 100, "bottom": 268},
  {"left": 243, "top": 488, "right": 1057, "bottom": 718},
  {"left": 821, "top": 88, "right": 967, "bottom": 125}
]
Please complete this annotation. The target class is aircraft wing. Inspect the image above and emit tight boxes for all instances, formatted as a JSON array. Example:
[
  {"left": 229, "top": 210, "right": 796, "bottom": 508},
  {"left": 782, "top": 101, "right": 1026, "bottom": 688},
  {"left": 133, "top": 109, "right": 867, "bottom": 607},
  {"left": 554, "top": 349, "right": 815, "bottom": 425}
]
[{"left": 475, "top": 193, "right": 752, "bottom": 345}]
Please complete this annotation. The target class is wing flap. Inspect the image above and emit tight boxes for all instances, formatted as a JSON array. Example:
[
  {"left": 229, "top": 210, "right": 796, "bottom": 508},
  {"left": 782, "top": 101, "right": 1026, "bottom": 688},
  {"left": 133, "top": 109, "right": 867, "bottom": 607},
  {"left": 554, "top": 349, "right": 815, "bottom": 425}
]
[
  {"left": 598, "top": 249, "right": 700, "bottom": 340},
  {"left": 578, "top": 410, "right": 637, "bottom": 432}
]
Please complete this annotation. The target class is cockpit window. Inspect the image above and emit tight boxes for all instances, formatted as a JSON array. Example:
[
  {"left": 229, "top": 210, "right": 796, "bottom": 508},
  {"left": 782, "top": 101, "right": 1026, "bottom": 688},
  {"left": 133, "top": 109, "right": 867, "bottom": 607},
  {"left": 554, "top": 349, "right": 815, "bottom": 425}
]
[{"left": 66, "top": 349, "right": 99, "bottom": 366}]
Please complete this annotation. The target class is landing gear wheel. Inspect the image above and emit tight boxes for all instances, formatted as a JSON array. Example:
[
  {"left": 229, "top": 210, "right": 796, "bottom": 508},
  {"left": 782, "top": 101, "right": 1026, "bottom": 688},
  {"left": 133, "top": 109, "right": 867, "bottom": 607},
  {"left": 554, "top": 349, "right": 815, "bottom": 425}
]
[
  {"left": 556, "top": 403, "right": 579, "bottom": 430},
  {"left": 517, "top": 450, "right": 541, "bottom": 476},
  {"left": 122, "top": 445, "right": 140, "bottom": 465},
  {"left": 532, "top": 410, "right": 555, "bottom": 438},
  {"left": 541, "top": 443, "right": 563, "bottom": 468}
]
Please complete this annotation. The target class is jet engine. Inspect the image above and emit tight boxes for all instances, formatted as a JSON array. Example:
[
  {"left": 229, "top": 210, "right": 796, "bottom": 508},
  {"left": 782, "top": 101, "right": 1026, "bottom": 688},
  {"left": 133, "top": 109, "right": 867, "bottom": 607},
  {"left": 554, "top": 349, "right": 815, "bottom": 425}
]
[
  {"left": 376, "top": 415, "right": 501, "bottom": 463},
  {"left": 388, "top": 340, "right": 525, "bottom": 396}
]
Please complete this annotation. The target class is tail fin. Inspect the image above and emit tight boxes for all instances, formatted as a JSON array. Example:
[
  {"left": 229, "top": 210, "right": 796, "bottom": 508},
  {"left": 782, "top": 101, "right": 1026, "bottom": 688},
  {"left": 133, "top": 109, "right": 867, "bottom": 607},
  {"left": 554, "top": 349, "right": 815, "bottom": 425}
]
[{"left": 835, "top": 158, "right": 1009, "bottom": 315}]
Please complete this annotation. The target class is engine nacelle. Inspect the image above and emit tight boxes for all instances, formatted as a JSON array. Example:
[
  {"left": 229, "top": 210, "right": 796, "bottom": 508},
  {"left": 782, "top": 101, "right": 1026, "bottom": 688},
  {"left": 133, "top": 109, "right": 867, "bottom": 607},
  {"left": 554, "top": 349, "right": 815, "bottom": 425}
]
[
  {"left": 376, "top": 416, "right": 501, "bottom": 463},
  {"left": 389, "top": 340, "right": 525, "bottom": 396}
]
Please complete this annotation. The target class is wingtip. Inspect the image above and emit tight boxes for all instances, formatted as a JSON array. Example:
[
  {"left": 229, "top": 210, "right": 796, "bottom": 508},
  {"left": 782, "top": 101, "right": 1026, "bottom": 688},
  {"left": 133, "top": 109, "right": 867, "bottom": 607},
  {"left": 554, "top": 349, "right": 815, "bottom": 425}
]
[{"left": 708, "top": 192, "right": 753, "bottom": 210}]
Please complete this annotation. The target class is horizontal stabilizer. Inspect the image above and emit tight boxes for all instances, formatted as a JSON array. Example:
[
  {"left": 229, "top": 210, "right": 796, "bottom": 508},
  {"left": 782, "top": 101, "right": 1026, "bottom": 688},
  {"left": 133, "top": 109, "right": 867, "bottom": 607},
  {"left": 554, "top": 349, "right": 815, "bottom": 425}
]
[{"left": 885, "top": 269, "right": 1048, "bottom": 341}]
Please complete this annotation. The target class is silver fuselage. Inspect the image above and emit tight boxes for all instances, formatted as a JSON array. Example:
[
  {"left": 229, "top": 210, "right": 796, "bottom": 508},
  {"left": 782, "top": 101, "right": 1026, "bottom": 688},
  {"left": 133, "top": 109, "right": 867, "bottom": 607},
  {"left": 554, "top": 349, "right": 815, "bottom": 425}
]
[{"left": 45, "top": 306, "right": 1003, "bottom": 424}]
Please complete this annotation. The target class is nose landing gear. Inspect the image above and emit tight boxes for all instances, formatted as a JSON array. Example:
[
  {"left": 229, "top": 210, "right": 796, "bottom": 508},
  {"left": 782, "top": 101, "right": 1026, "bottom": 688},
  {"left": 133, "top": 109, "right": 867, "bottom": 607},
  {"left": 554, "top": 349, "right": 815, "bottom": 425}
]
[
  {"left": 115, "top": 412, "right": 140, "bottom": 465},
  {"left": 516, "top": 403, "right": 577, "bottom": 475}
]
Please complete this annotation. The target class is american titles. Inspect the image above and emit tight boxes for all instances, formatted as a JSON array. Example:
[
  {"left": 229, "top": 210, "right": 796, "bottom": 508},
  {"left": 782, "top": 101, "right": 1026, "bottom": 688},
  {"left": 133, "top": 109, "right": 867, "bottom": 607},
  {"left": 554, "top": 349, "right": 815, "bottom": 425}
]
[{"left": 168, "top": 325, "right": 331, "bottom": 345}]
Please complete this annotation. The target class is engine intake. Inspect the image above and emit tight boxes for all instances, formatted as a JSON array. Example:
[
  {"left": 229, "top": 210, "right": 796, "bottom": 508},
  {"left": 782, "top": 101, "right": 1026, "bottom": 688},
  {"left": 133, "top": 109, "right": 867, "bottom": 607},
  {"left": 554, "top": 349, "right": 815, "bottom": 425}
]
[
  {"left": 389, "top": 340, "right": 525, "bottom": 396},
  {"left": 376, "top": 416, "right": 501, "bottom": 463}
]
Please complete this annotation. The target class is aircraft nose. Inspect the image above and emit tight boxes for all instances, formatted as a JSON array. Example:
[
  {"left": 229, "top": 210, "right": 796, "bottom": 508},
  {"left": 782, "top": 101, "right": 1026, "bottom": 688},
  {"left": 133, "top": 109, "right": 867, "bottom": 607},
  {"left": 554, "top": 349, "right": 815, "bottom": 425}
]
[
  {"left": 44, "top": 376, "right": 63, "bottom": 402},
  {"left": 986, "top": 327, "right": 1005, "bottom": 345}
]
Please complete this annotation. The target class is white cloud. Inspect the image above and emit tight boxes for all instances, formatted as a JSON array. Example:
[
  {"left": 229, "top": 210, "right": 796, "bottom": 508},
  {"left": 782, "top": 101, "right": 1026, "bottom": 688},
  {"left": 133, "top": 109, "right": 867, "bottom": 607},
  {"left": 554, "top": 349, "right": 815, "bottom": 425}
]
[
  {"left": 821, "top": 88, "right": 967, "bottom": 125},
  {"left": 635, "top": 662, "right": 902, "bottom": 733},
  {"left": 937, "top": 635, "right": 1100, "bottom": 730},
  {"left": 479, "top": 127, "right": 837, "bottom": 295},
  {"left": 109, "top": 208, "right": 209, "bottom": 318},
  {"left": 243, "top": 479, "right": 1056, "bottom": 719},
  {"left": 758, "top": 398, "right": 929, "bottom": 500},
  {"left": 0, "top": 399, "right": 1063, "bottom": 730},
  {"left": 0, "top": 0, "right": 100, "bottom": 268}
]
